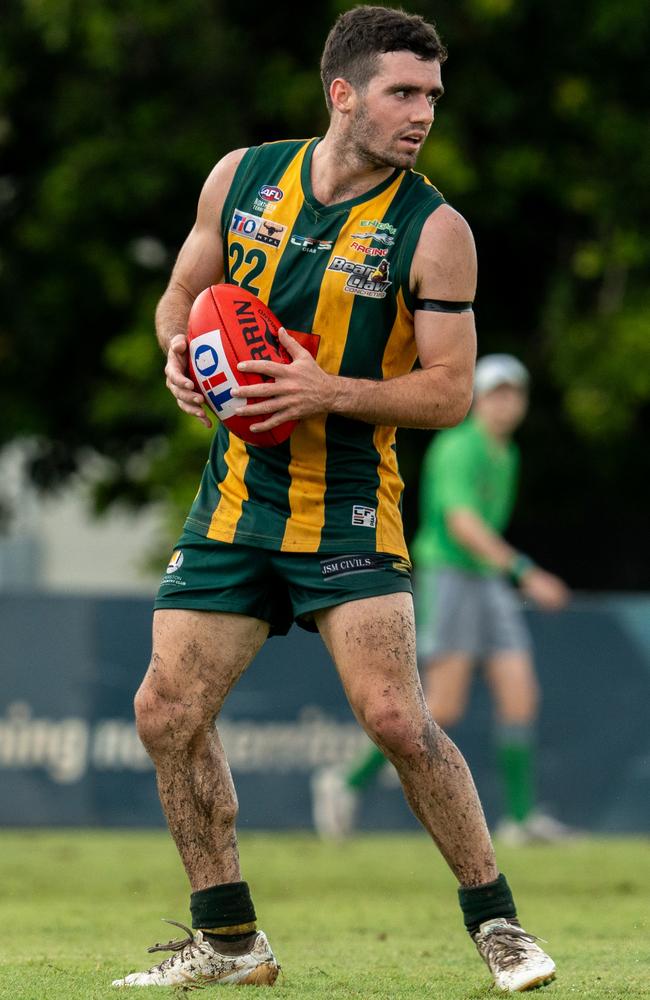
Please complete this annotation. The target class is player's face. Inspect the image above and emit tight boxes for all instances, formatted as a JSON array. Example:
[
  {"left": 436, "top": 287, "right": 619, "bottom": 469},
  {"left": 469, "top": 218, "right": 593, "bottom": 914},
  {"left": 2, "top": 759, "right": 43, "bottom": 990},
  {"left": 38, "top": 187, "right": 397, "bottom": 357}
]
[
  {"left": 474, "top": 384, "right": 529, "bottom": 437},
  {"left": 350, "top": 52, "right": 443, "bottom": 169}
]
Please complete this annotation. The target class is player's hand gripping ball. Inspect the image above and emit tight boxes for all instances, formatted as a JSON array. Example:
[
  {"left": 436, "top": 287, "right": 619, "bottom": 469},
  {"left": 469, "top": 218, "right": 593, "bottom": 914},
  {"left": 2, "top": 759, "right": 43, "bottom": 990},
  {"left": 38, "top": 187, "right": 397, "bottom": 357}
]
[{"left": 187, "top": 284, "right": 316, "bottom": 447}]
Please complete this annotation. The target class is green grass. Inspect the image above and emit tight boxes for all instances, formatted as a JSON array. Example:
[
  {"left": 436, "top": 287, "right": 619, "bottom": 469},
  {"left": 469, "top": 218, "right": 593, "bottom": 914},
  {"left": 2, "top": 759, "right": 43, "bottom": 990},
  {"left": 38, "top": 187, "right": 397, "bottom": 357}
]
[{"left": 0, "top": 831, "right": 648, "bottom": 999}]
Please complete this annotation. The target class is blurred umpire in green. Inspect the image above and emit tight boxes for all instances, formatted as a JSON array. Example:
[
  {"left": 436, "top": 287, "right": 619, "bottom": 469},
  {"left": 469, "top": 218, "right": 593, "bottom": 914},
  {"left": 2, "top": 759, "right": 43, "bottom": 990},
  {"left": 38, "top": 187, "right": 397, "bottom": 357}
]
[
  {"left": 319, "top": 354, "right": 575, "bottom": 845},
  {"left": 412, "top": 353, "right": 572, "bottom": 843}
]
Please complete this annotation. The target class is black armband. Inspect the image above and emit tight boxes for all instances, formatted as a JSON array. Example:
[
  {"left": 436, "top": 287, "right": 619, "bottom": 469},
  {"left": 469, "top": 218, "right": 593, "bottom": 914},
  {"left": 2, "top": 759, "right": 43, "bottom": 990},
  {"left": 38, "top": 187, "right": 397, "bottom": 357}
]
[{"left": 415, "top": 298, "right": 473, "bottom": 314}]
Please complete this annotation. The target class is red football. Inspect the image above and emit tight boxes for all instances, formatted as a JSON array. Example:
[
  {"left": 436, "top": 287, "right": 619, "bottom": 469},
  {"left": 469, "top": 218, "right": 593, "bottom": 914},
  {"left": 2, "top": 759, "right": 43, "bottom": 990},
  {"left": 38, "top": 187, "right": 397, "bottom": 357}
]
[{"left": 187, "top": 284, "right": 318, "bottom": 447}]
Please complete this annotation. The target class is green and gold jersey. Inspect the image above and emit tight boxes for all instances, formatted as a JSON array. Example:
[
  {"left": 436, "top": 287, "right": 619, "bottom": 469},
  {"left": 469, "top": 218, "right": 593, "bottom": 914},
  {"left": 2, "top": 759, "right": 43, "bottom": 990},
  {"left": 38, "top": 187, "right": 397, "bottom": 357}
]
[
  {"left": 186, "top": 137, "right": 445, "bottom": 560},
  {"left": 411, "top": 417, "right": 520, "bottom": 574}
]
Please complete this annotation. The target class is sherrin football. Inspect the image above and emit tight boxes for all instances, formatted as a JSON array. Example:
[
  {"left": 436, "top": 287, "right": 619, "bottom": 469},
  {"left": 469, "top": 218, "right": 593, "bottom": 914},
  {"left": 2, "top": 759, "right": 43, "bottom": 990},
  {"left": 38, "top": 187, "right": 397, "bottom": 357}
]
[{"left": 187, "top": 284, "right": 317, "bottom": 447}]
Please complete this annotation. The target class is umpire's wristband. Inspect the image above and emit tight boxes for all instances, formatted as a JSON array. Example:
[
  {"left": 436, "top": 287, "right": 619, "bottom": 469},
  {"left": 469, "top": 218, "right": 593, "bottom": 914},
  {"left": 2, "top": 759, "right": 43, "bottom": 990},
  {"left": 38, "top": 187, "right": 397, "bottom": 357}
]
[{"left": 509, "top": 552, "right": 536, "bottom": 585}]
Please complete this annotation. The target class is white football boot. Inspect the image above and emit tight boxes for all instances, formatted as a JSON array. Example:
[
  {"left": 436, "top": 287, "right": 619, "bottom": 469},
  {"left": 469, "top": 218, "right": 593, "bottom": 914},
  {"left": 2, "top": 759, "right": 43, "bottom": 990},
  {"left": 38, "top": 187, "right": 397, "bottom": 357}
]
[
  {"left": 473, "top": 918, "right": 556, "bottom": 992},
  {"left": 311, "top": 766, "right": 359, "bottom": 840},
  {"left": 112, "top": 920, "right": 279, "bottom": 988}
]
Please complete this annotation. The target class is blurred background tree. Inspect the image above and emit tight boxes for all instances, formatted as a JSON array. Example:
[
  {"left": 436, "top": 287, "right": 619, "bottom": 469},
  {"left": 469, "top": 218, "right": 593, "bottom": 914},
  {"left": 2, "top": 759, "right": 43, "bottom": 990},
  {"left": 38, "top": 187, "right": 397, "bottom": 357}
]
[{"left": 1, "top": 0, "right": 648, "bottom": 586}]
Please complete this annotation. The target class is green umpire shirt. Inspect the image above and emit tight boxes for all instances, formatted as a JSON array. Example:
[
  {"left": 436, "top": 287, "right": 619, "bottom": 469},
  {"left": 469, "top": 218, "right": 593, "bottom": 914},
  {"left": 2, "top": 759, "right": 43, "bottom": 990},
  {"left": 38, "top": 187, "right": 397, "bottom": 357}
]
[{"left": 411, "top": 416, "right": 519, "bottom": 574}]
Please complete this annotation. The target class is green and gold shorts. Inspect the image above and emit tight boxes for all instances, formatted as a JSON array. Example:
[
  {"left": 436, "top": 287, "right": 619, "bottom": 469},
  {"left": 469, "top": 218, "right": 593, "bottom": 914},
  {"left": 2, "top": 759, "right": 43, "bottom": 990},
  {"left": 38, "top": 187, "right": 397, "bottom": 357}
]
[{"left": 155, "top": 528, "right": 412, "bottom": 635}]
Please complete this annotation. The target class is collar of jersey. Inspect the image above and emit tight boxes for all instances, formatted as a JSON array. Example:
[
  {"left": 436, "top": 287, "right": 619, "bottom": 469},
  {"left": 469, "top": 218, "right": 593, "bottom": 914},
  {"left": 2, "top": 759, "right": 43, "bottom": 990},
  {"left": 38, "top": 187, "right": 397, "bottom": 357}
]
[{"left": 300, "top": 137, "right": 402, "bottom": 216}]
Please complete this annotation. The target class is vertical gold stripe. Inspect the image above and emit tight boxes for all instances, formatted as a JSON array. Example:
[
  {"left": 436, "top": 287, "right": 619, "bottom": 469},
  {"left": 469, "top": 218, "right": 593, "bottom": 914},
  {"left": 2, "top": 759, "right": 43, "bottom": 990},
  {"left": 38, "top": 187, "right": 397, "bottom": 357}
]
[
  {"left": 373, "top": 289, "right": 416, "bottom": 560},
  {"left": 207, "top": 144, "right": 312, "bottom": 544},
  {"left": 207, "top": 435, "right": 250, "bottom": 542},
  {"left": 252, "top": 142, "right": 312, "bottom": 304},
  {"left": 281, "top": 173, "right": 405, "bottom": 552}
]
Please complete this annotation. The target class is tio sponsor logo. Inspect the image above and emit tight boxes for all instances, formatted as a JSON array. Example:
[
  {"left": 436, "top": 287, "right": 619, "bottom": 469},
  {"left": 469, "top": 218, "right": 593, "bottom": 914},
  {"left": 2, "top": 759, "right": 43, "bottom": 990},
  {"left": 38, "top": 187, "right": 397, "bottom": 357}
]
[
  {"left": 259, "top": 185, "right": 284, "bottom": 202},
  {"left": 190, "top": 329, "right": 241, "bottom": 417},
  {"left": 230, "top": 209, "right": 286, "bottom": 248}
]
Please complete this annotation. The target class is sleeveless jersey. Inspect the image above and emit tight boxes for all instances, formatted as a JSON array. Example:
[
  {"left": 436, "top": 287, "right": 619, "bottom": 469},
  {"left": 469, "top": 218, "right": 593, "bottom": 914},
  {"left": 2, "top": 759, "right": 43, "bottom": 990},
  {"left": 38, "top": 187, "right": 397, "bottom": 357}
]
[{"left": 185, "top": 137, "right": 445, "bottom": 560}]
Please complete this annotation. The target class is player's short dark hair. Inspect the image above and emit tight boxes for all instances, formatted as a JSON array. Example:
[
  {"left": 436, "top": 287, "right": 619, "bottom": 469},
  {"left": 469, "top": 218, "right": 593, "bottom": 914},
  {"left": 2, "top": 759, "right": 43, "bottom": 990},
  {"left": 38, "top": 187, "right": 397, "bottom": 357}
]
[{"left": 320, "top": 5, "right": 447, "bottom": 112}]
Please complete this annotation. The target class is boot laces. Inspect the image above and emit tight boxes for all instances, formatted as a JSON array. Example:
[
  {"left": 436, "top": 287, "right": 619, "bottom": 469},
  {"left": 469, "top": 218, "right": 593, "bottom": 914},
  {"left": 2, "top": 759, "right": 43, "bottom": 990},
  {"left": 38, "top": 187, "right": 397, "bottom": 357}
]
[
  {"left": 480, "top": 923, "right": 540, "bottom": 970},
  {"left": 145, "top": 919, "right": 208, "bottom": 972}
]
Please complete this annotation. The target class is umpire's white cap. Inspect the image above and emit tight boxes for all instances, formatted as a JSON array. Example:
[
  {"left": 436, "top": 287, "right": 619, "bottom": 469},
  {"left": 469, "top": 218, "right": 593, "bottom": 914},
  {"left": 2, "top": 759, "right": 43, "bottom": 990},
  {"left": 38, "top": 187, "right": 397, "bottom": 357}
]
[{"left": 474, "top": 354, "right": 530, "bottom": 395}]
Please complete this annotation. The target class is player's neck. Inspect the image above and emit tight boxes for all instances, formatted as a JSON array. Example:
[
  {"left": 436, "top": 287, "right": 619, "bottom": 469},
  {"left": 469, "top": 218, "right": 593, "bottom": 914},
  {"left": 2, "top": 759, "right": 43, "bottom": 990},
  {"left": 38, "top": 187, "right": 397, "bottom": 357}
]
[{"left": 310, "top": 133, "right": 396, "bottom": 206}]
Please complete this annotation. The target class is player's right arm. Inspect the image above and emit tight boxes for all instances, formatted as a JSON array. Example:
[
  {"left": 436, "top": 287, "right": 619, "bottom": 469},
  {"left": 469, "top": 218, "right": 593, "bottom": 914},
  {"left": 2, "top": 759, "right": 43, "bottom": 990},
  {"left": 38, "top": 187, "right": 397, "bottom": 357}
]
[{"left": 156, "top": 148, "right": 248, "bottom": 426}]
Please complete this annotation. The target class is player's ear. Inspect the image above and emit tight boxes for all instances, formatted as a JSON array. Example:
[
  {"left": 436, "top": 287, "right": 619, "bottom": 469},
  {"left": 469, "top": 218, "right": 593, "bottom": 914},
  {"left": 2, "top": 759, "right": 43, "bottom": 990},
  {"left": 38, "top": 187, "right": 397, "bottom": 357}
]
[{"left": 330, "top": 78, "right": 355, "bottom": 114}]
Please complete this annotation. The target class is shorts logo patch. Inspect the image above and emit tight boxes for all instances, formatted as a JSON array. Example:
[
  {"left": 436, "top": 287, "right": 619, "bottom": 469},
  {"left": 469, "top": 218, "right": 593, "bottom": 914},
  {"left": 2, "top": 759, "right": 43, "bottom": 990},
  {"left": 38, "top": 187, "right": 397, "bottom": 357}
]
[
  {"left": 320, "top": 554, "right": 382, "bottom": 578},
  {"left": 352, "top": 505, "right": 377, "bottom": 528},
  {"left": 166, "top": 549, "right": 184, "bottom": 574}
]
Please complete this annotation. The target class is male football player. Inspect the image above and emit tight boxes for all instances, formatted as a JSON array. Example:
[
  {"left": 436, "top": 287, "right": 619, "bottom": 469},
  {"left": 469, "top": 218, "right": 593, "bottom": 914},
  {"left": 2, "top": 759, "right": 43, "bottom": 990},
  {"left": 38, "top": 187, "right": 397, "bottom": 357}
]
[{"left": 113, "top": 7, "right": 556, "bottom": 992}]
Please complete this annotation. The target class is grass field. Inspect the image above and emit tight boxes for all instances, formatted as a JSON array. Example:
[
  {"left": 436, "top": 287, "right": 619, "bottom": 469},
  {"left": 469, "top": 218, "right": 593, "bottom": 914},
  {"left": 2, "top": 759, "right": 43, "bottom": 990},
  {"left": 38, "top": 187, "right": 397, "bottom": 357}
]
[{"left": 0, "top": 830, "right": 648, "bottom": 999}]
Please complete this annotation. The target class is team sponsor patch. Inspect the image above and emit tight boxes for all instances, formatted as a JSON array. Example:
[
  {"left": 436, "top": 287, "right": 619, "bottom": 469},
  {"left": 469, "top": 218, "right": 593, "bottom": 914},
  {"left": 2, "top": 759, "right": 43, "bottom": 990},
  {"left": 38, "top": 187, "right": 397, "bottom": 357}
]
[
  {"left": 359, "top": 219, "right": 397, "bottom": 236},
  {"left": 166, "top": 549, "right": 184, "bottom": 574},
  {"left": 320, "top": 552, "right": 411, "bottom": 578},
  {"left": 258, "top": 185, "right": 284, "bottom": 203},
  {"left": 320, "top": 554, "right": 381, "bottom": 578},
  {"left": 350, "top": 240, "right": 389, "bottom": 258},
  {"left": 350, "top": 231, "right": 395, "bottom": 247},
  {"left": 230, "top": 209, "right": 287, "bottom": 248},
  {"left": 291, "top": 234, "right": 333, "bottom": 253},
  {"left": 351, "top": 504, "right": 377, "bottom": 528},
  {"left": 328, "top": 256, "right": 391, "bottom": 299},
  {"left": 256, "top": 218, "right": 286, "bottom": 247},
  {"left": 189, "top": 328, "right": 242, "bottom": 416}
]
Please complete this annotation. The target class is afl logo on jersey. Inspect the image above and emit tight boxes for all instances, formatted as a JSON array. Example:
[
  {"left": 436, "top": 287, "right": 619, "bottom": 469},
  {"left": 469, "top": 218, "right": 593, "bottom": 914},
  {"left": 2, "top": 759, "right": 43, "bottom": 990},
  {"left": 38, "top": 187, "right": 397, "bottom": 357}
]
[{"left": 258, "top": 185, "right": 284, "bottom": 203}]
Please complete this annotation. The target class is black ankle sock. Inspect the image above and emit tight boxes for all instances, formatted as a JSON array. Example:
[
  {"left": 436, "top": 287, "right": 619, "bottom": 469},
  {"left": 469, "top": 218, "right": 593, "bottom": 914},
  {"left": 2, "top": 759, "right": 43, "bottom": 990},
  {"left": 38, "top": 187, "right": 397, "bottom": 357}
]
[
  {"left": 190, "top": 880, "right": 257, "bottom": 939},
  {"left": 458, "top": 873, "right": 517, "bottom": 937}
]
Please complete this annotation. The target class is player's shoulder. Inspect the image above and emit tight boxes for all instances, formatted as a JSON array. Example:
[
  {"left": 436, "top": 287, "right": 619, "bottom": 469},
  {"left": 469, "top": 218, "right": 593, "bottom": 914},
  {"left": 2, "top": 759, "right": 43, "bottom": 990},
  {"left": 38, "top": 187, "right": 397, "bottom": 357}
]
[
  {"left": 200, "top": 147, "right": 251, "bottom": 209},
  {"left": 419, "top": 203, "right": 475, "bottom": 256},
  {"left": 207, "top": 138, "right": 312, "bottom": 196},
  {"left": 205, "top": 147, "right": 250, "bottom": 188}
]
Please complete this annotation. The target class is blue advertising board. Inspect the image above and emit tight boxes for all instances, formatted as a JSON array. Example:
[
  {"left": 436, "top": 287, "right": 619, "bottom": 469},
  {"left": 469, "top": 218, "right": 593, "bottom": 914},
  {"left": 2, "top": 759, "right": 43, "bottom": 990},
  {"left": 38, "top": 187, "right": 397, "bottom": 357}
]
[{"left": 0, "top": 593, "right": 649, "bottom": 832}]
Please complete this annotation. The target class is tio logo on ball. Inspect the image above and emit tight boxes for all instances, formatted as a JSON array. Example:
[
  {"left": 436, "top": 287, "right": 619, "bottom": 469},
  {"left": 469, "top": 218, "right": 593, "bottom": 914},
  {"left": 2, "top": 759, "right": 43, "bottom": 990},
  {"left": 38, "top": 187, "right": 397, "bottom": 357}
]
[{"left": 190, "top": 330, "right": 240, "bottom": 417}]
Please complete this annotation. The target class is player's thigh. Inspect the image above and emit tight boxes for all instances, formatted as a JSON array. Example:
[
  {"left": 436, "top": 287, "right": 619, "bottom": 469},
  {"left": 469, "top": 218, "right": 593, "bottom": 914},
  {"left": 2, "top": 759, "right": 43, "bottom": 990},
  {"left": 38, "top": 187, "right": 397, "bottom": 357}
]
[
  {"left": 423, "top": 652, "right": 475, "bottom": 727},
  {"left": 145, "top": 608, "right": 269, "bottom": 714},
  {"left": 484, "top": 650, "right": 540, "bottom": 722},
  {"left": 315, "top": 591, "right": 425, "bottom": 725}
]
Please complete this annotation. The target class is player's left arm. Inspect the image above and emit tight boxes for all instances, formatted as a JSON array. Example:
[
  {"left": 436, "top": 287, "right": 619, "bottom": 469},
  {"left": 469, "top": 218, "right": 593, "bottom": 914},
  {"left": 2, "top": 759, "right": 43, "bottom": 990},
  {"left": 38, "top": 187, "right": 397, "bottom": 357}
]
[{"left": 233, "top": 205, "right": 476, "bottom": 430}]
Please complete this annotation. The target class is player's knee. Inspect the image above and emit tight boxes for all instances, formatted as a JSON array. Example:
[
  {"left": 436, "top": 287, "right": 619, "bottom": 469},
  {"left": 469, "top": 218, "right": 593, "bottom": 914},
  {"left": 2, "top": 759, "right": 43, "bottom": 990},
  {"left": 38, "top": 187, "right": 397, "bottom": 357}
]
[
  {"left": 134, "top": 680, "right": 205, "bottom": 756},
  {"left": 364, "top": 703, "right": 423, "bottom": 761}
]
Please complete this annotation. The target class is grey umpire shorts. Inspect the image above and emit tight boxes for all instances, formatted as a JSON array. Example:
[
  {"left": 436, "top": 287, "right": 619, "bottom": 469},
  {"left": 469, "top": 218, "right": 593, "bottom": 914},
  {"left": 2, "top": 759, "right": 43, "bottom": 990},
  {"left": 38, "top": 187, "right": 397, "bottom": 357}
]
[{"left": 415, "top": 566, "right": 532, "bottom": 660}]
